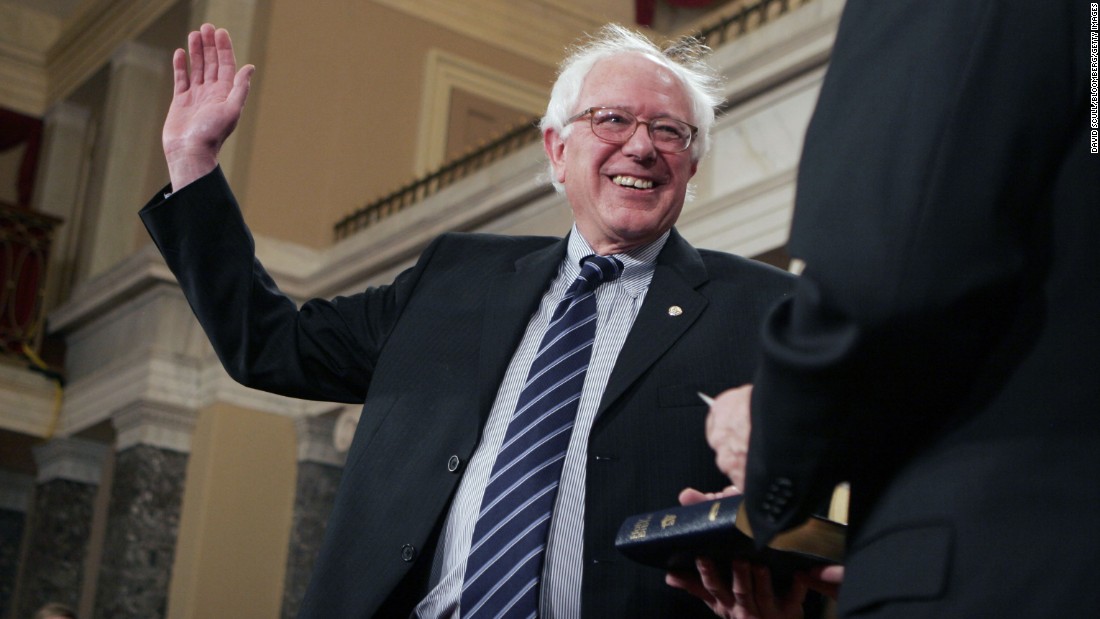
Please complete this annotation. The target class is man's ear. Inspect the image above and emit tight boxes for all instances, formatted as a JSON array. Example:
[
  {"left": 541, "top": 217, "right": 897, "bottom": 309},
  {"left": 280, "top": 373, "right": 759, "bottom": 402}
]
[{"left": 543, "top": 128, "right": 567, "bottom": 184}]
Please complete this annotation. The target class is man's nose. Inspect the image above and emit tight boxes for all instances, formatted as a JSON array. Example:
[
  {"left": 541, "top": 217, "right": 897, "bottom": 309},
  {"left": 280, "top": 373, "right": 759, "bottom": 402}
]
[{"left": 620, "top": 122, "right": 658, "bottom": 161}]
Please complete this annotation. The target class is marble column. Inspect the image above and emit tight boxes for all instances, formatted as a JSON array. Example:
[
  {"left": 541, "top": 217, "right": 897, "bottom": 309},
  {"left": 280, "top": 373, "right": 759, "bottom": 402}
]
[
  {"left": 92, "top": 404, "right": 194, "bottom": 619},
  {"left": 281, "top": 410, "right": 347, "bottom": 619},
  {"left": 0, "top": 470, "right": 34, "bottom": 616},
  {"left": 13, "top": 437, "right": 108, "bottom": 619}
]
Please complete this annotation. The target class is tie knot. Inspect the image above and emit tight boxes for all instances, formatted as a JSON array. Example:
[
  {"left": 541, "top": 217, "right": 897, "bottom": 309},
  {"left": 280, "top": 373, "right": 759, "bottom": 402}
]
[{"left": 577, "top": 254, "right": 623, "bottom": 291}]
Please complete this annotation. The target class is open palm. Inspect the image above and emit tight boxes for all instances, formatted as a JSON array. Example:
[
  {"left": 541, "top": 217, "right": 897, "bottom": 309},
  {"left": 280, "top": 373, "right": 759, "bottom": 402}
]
[{"left": 162, "top": 23, "right": 254, "bottom": 190}]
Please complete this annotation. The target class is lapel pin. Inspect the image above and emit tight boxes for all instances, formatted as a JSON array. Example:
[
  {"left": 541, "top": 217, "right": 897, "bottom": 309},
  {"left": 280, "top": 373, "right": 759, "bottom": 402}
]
[{"left": 668, "top": 305, "right": 683, "bottom": 317}]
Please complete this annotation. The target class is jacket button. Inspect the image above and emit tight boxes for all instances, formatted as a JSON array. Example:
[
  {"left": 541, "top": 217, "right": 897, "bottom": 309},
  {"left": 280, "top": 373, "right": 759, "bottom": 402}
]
[
  {"left": 447, "top": 455, "right": 462, "bottom": 473},
  {"left": 401, "top": 544, "right": 417, "bottom": 562}
]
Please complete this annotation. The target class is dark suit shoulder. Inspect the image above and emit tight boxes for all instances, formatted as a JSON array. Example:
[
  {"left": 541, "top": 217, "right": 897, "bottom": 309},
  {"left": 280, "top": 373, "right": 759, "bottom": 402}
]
[
  {"left": 434, "top": 231, "right": 559, "bottom": 251},
  {"left": 696, "top": 248, "right": 796, "bottom": 287},
  {"left": 427, "top": 232, "right": 561, "bottom": 266}
]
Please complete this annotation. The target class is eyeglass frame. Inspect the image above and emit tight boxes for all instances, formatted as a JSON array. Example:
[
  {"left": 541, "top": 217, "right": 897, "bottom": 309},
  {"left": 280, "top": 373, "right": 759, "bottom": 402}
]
[{"left": 564, "top": 106, "right": 699, "bottom": 154}]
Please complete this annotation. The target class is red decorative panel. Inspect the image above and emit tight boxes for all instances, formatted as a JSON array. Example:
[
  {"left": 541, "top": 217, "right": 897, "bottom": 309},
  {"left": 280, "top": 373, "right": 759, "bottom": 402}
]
[{"left": 0, "top": 205, "right": 59, "bottom": 356}]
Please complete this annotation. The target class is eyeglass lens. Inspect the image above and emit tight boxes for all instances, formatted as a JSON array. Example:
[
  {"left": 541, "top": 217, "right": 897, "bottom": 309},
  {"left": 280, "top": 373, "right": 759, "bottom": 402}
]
[{"left": 589, "top": 108, "right": 693, "bottom": 152}]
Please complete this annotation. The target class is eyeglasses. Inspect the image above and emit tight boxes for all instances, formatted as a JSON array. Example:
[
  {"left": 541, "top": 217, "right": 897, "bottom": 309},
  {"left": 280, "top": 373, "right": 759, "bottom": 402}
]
[{"left": 566, "top": 106, "right": 698, "bottom": 154}]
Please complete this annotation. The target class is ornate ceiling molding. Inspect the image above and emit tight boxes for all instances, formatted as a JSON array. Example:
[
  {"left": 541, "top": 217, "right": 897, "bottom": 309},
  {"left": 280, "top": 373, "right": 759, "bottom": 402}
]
[
  {"left": 0, "top": 4, "right": 56, "bottom": 115},
  {"left": 0, "top": 0, "right": 174, "bottom": 116},
  {"left": 46, "top": 0, "right": 175, "bottom": 107},
  {"left": 372, "top": 0, "right": 613, "bottom": 66}
]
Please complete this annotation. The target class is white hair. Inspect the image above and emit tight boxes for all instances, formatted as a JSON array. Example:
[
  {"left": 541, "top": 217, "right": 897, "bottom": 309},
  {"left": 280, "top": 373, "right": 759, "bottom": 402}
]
[{"left": 540, "top": 24, "right": 724, "bottom": 192}]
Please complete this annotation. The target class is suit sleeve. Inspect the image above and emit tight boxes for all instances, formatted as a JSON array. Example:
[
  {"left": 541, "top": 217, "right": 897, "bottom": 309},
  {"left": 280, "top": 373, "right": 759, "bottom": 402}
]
[
  {"left": 139, "top": 167, "right": 436, "bottom": 403},
  {"left": 744, "top": 0, "right": 1092, "bottom": 541}
]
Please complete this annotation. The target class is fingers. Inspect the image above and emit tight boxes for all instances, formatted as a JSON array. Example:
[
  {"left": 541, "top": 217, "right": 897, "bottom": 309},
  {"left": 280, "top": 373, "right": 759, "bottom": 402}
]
[
  {"left": 729, "top": 560, "right": 755, "bottom": 612},
  {"left": 781, "top": 574, "right": 811, "bottom": 613},
  {"left": 665, "top": 570, "right": 716, "bottom": 606},
  {"left": 670, "top": 559, "right": 808, "bottom": 619},
  {"left": 163, "top": 22, "right": 250, "bottom": 190},
  {"left": 705, "top": 384, "right": 754, "bottom": 489},
  {"left": 678, "top": 487, "right": 709, "bottom": 506},
  {"left": 179, "top": 24, "right": 244, "bottom": 94},
  {"left": 679, "top": 484, "right": 743, "bottom": 508},
  {"left": 215, "top": 27, "right": 238, "bottom": 84},
  {"left": 172, "top": 48, "right": 188, "bottom": 95},
  {"left": 705, "top": 385, "right": 750, "bottom": 451},
  {"left": 802, "top": 564, "right": 843, "bottom": 599},
  {"left": 202, "top": 23, "right": 218, "bottom": 84},
  {"left": 229, "top": 64, "right": 255, "bottom": 112},
  {"left": 717, "top": 484, "right": 740, "bottom": 497},
  {"left": 815, "top": 564, "right": 844, "bottom": 585},
  {"left": 188, "top": 30, "right": 203, "bottom": 86},
  {"left": 738, "top": 562, "right": 811, "bottom": 619},
  {"left": 697, "top": 558, "right": 736, "bottom": 609},
  {"left": 747, "top": 563, "right": 776, "bottom": 606},
  {"left": 713, "top": 440, "right": 747, "bottom": 490}
]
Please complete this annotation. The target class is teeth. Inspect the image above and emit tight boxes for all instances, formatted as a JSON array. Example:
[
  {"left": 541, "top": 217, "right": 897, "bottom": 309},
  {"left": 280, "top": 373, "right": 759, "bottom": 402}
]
[{"left": 612, "top": 175, "right": 654, "bottom": 189}]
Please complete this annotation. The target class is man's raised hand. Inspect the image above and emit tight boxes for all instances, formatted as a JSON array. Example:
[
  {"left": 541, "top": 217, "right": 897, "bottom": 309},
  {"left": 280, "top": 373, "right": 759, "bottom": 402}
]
[{"left": 162, "top": 24, "right": 254, "bottom": 191}]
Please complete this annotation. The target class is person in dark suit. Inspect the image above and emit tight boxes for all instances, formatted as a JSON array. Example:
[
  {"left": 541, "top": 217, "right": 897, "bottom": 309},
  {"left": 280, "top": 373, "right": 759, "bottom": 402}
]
[
  {"left": 141, "top": 22, "right": 795, "bottom": 618},
  {"left": 695, "top": 1, "right": 1100, "bottom": 617}
]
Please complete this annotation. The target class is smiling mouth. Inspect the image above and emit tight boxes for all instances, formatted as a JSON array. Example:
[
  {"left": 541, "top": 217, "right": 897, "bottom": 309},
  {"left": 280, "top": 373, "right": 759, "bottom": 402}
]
[{"left": 611, "top": 175, "right": 655, "bottom": 190}]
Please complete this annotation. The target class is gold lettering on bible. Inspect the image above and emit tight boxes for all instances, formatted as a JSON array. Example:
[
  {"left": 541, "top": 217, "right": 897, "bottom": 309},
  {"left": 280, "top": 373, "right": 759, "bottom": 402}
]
[{"left": 629, "top": 516, "right": 652, "bottom": 540}]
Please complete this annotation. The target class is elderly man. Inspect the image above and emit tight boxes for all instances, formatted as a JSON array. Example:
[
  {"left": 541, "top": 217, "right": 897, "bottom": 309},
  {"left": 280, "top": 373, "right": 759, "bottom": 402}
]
[{"left": 142, "top": 22, "right": 793, "bottom": 618}]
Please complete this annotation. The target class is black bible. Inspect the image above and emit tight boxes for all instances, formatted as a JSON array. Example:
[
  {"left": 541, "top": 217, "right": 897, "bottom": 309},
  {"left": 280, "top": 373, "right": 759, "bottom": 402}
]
[{"left": 615, "top": 494, "right": 845, "bottom": 578}]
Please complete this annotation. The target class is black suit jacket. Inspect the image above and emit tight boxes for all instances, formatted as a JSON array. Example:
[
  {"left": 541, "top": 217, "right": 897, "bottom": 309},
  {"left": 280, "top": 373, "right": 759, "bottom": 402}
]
[
  {"left": 745, "top": 1, "right": 1100, "bottom": 616},
  {"left": 141, "top": 168, "right": 794, "bottom": 617}
]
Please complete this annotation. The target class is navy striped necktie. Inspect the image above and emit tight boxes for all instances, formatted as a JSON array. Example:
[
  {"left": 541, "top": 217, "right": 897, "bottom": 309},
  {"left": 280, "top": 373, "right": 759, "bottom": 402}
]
[{"left": 460, "top": 254, "right": 623, "bottom": 618}]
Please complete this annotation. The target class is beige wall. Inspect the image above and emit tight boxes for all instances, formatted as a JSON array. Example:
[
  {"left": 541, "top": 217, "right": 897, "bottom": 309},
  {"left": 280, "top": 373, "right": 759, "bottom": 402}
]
[
  {"left": 235, "top": 0, "right": 558, "bottom": 249},
  {"left": 168, "top": 403, "right": 297, "bottom": 619}
]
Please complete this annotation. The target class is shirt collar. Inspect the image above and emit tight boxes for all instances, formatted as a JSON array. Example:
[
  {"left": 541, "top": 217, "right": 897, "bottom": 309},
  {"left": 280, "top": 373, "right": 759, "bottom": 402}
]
[{"left": 566, "top": 224, "right": 667, "bottom": 296}]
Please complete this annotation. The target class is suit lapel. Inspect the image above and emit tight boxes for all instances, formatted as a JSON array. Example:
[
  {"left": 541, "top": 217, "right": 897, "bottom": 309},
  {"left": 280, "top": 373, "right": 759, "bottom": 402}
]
[
  {"left": 596, "top": 229, "right": 709, "bottom": 422},
  {"left": 477, "top": 238, "right": 568, "bottom": 425}
]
